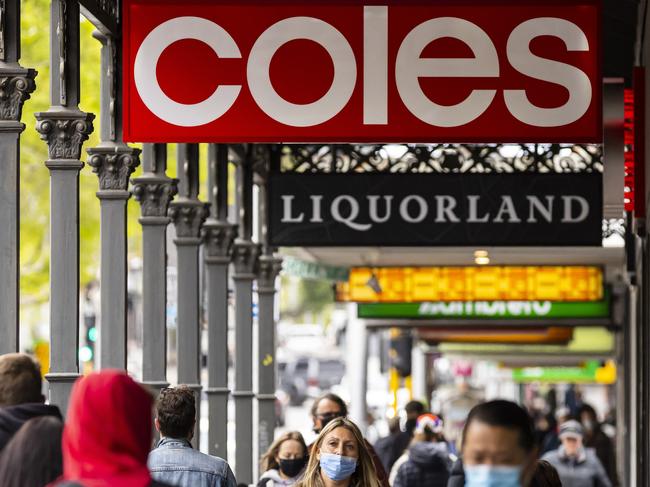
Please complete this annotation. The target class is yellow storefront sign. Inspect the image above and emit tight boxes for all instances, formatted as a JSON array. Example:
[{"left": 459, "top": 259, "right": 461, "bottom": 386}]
[{"left": 339, "top": 266, "right": 603, "bottom": 302}]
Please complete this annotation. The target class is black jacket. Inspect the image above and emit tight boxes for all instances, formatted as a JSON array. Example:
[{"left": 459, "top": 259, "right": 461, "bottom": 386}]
[
  {"left": 447, "top": 458, "right": 464, "bottom": 487},
  {"left": 0, "top": 402, "right": 62, "bottom": 452},
  {"left": 393, "top": 442, "right": 451, "bottom": 487},
  {"left": 374, "top": 431, "right": 411, "bottom": 472}
]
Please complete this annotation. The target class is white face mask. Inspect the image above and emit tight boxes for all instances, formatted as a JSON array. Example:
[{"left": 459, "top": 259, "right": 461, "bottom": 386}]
[{"left": 464, "top": 465, "right": 522, "bottom": 487}]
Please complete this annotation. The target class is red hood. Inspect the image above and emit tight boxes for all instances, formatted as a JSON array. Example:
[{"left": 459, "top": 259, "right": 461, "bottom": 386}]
[{"left": 58, "top": 370, "right": 153, "bottom": 487}]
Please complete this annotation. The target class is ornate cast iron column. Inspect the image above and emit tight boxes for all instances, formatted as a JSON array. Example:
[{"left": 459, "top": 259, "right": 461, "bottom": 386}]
[
  {"left": 233, "top": 145, "right": 261, "bottom": 484},
  {"left": 133, "top": 144, "right": 177, "bottom": 392},
  {"left": 169, "top": 143, "right": 209, "bottom": 449},
  {"left": 203, "top": 144, "right": 237, "bottom": 458},
  {"left": 253, "top": 149, "right": 283, "bottom": 461},
  {"left": 0, "top": 0, "right": 37, "bottom": 354},
  {"left": 35, "top": 0, "right": 94, "bottom": 414},
  {"left": 86, "top": 31, "right": 140, "bottom": 370},
  {"left": 255, "top": 255, "right": 282, "bottom": 459}
]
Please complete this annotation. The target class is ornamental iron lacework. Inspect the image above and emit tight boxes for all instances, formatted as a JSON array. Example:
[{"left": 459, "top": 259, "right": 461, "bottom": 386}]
[{"left": 279, "top": 144, "right": 603, "bottom": 174}]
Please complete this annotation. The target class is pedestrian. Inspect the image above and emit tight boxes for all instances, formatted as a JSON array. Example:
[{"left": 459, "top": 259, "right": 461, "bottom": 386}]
[
  {"left": 258, "top": 431, "right": 309, "bottom": 487},
  {"left": 541, "top": 407, "right": 572, "bottom": 455},
  {"left": 578, "top": 404, "right": 618, "bottom": 486},
  {"left": 530, "top": 460, "right": 562, "bottom": 487},
  {"left": 0, "top": 415, "right": 63, "bottom": 487},
  {"left": 148, "top": 385, "right": 237, "bottom": 487},
  {"left": 310, "top": 392, "right": 389, "bottom": 487},
  {"left": 50, "top": 369, "right": 173, "bottom": 487},
  {"left": 541, "top": 420, "right": 611, "bottom": 487},
  {"left": 374, "top": 417, "right": 402, "bottom": 472},
  {"left": 0, "top": 353, "right": 62, "bottom": 452},
  {"left": 461, "top": 399, "right": 538, "bottom": 487},
  {"left": 391, "top": 414, "right": 451, "bottom": 487},
  {"left": 374, "top": 401, "right": 425, "bottom": 473},
  {"left": 296, "top": 417, "right": 381, "bottom": 487}
]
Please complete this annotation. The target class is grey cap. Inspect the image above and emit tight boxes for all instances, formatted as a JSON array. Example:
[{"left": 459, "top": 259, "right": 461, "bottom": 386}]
[{"left": 559, "top": 419, "right": 584, "bottom": 439}]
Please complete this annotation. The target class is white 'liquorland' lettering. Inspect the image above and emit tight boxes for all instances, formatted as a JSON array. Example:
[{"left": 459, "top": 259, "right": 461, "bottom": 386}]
[
  {"left": 368, "top": 195, "right": 393, "bottom": 223},
  {"left": 399, "top": 195, "right": 428, "bottom": 223},
  {"left": 331, "top": 195, "right": 371, "bottom": 231},
  {"left": 281, "top": 195, "right": 304, "bottom": 222},
  {"left": 526, "top": 195, "right": 554, "bottom": 223},
  {"left": 494, "top": 196, "right": 521, "bottom": 222},
  {"left": 561, "top": 195, "right": 589, "bottom": 222},
  {"left": 434, "top": 196, "right": 460, "bottom": 222},
  {"left": 467, "top": 195, "right": 490, "bottom": 222}
]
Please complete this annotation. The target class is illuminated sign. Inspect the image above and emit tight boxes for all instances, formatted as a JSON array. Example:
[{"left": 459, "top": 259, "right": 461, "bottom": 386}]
[
  {"left": 512, "top": 360, "right": 616, "bottom": 384},
  {"left": 269, "top": 173, "right": 602, "bottom": 246},
  {"left": 341, "top": 266, "right": 603, "bottom": 302},
  {"left": 358, "top": 297, "right": 609, "bottom": 319},
  {"left": 123, "top": 0, "right": 602, "bottom": 143},
  {"left": 417, "top": 327, "right": 574, "bottom": 345}
]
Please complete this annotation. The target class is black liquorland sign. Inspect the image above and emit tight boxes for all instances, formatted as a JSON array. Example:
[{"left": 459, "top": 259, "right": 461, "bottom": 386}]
[{"left": 268, "top": 173, "right": 602, "bottom": 246}]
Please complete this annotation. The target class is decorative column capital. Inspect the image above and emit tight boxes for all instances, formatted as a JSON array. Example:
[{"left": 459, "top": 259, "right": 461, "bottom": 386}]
[
  {"left": 257, "top": 255, "right": 283, "bottom": 293},
  {"left": 132, "top": 174, "right": 178, "bottom": 221},
  {"left": 0, "top": 67, "right": 37, "bottom": 122},
  {"left": 87, "top": 144, "right": 141, "bottom": 193},
  {"left": 232, "top": 240, "right": 261, "bottom": 279},
  {"left": 203, "top": 220, "right": 238, "bottom": 264},
  {"left": 169, "top": 199, "right": 209, "bottom": 242},
  {"left": 35, "top": 110, "right": 94, "bottom": 160}
]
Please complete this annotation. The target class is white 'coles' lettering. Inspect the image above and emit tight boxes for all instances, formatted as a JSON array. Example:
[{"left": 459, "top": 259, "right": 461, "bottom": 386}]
[{"left": 133, "top": 8, "right": 593, "bottom": 128}]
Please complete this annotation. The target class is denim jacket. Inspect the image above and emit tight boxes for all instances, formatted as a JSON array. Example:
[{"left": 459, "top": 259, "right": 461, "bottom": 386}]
[{"left": 148, "top": 437, "right": 238, "bottom": 487}]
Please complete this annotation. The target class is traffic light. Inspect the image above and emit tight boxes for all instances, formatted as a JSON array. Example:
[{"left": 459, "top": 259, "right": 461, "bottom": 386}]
[{"left": 390, "top": 330, "right": 412, "bottom": 377}]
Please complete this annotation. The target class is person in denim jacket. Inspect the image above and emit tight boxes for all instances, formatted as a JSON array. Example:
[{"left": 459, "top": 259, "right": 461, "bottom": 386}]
[{"left": 148, "top": 386, "right": 238, "bottom": 487}]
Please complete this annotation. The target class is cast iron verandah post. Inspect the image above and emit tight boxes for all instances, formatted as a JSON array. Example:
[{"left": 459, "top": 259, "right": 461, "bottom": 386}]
[
  {"left": 0, "top": 0, "right": 37, "bottom": 354},
  {"left": 133, "top": 143, "right": 177, "bottom": 392},
  {"left": 35, "top": 0, "right": 94, "bottom": 414},
  {"left": 169, "top": 143, "right": 209, "bottom": 449},
  {"left": 203, "top": 143, "right": 237, "bottom": 458},
  {"left": 233, "top": 144, "right": 261, "bottom": 483},
  {"left": 86, "top": 30, "right": 140, "bottom": 370}
]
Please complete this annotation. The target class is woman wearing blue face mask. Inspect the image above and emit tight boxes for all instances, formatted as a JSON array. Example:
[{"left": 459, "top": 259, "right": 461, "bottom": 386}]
[
  {"left": 460, "top": 400, "right": 538, "bottom": 487},
  {"left": 296, "top": 417, "right": 381, "bottom": 487}
]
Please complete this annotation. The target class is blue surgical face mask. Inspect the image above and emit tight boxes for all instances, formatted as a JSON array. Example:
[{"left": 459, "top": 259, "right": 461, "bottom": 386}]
[
  {"left": 319, "top": 452, "right": 357, "bottom": 481},
  {"left": 464, "top": 465, "right": 522, "bottom": 487}
]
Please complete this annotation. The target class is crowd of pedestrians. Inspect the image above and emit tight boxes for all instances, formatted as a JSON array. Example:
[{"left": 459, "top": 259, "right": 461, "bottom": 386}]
[{"left": 0, "top": 352, "right": 619, "bottom": 487}]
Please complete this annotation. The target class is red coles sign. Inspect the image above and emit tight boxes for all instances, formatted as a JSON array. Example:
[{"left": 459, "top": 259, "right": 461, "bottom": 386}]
[{"left": 122, "top": 0, "right": 601, "bottom": 143}]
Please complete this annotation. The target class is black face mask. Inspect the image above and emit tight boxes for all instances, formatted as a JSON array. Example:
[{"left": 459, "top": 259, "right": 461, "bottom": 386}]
[
  {"left": 314, "top": 412, "right": 343, "bottom": 433},
  {"left": 279, "top": 457, "right": 307, "bottom": 478}
]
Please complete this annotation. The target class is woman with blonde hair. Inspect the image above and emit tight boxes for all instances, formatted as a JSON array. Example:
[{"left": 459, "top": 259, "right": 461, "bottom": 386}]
[
  {"left": 297, "top": 417, "right": 382, "bottom": 487},
  {"left": 258, "top": 431, "right": 309, "bottom": 487}
]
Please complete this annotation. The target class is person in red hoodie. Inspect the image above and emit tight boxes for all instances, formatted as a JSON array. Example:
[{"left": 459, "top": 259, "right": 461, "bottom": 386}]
[{"left": 51, "top": 369, "right": 173, "bottom": 487}]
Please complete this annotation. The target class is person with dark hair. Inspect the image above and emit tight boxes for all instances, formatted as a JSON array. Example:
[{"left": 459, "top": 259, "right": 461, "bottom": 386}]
[
  {"left": 0, "top": 353, "right": 62, "bottom": 452},
  {"left": 309, "top": 392, "right": 389, "bottom": 487},
  {"left": 258, "top": 431, "right": 309, "bottom": 487},
  {"left": 148, "top": 385, "right": 237, "bottom": 487},
  {"left": 461, "top": 399, "right": 538, "bottom": 487},
  {"left": 374, "top": 400, "right": 426, "bottom": 473},
  {"left": 541, "top": 420, "right": 611, "bottom": 487},
  {"left": 51, "top": 369, "right": 173, "bottom": 487},
  {"left": 530, "top": 460, "right": 562, "bottom": 487},
  {"left": 0, "top": 415, "right": 63, "bottom": 487},
  {"left": 578, "top": 404, "right": 618, "bottom": 486},
  {"left": 391, "top": 414, "right": 451, "bottom": 487}
]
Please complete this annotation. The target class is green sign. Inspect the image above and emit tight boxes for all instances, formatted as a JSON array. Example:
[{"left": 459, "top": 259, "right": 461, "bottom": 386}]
[
  {"left": 358, "top": 298, "right": 609, "bottom": 320},
  {"left": 281, "top": 256, "right": 349, "bottom": 282},
  {"left": 512, "top": 360, "right": 616, "bottom": 384}
]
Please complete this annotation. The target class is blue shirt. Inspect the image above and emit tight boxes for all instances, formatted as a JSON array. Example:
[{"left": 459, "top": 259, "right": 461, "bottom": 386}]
[{"left": 148, "top": 437, "right": 238, "bottom": 487}]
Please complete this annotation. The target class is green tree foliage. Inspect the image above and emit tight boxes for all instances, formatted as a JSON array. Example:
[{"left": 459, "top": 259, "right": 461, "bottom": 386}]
[{"left": 19, "top": 0, "right": 144, "bottom": 328}]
